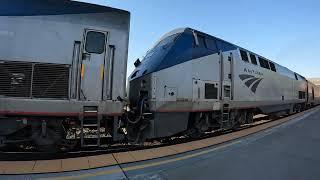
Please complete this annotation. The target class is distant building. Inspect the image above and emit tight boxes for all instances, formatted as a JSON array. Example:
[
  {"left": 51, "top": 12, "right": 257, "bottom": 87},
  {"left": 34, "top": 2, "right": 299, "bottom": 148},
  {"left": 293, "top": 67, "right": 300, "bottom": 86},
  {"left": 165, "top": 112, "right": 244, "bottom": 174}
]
[{"left": 308, "top": 78, "right": 320, "bottom": 86}]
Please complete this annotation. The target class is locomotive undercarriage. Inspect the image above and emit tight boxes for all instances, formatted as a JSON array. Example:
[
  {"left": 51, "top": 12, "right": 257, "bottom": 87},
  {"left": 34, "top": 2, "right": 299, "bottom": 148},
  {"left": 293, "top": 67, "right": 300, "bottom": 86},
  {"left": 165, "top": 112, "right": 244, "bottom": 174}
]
[
  {"left": 123, "top": 95, "right": 258, "bottom": 143},
  {"left": 123, "top": 108, "right": 257, "bottom": 144},
  {"left": 0, "top": 116, "right": 116, "bottom": 152},
  {"left": 123, "top": 95, "right": 309, "bottom": 144},
  {"left": 186, "top": 109, "right": 255, "bottom": 138},
  {"left": 0, "top": 101, "right": 311, "bottom": 152}
]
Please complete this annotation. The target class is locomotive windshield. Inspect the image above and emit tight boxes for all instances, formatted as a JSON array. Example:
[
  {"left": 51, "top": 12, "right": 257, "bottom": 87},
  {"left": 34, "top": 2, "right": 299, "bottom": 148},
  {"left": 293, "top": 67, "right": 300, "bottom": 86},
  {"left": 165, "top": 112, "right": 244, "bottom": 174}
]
[
  {"left": 136, "top": 33, "right": 181, "bottom": 75},
  {"left": 144, "top": 33, "right": 180, "bottom": 60},
  {"left": 131, "top": 31, "right": 193, "bottom": 79}
]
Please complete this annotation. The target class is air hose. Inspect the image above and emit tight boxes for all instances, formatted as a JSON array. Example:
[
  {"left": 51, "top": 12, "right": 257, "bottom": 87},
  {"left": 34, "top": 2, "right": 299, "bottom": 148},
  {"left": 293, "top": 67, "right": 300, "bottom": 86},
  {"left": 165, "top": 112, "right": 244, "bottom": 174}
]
[{"left": 127, "top": 96, "right": 148, "bottom": 124}]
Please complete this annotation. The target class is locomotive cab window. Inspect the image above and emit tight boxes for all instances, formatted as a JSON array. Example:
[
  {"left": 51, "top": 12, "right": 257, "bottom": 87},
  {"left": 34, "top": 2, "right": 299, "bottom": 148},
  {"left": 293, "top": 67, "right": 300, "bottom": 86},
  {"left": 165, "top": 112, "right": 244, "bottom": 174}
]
[
  {"left": 269, "top": 62, "right": 277, "bottom": 72},
  {"left": 197, "top": 35, "right": 207, "bottom": 48},
  {"left": 216, "top": 40, "right": 235, "bottom": 51},
  {"left": 240, "top": 49, "right": 249, "bottom": 62},
  {"left": 85, "top": 31, "right": 106, "bottom": 54},
  {"left": 258, "top": 57, "right": 270, "bottom": 69},
  {"left": 206, "top": 38, "right": 218, "bottom": 51},
  {"left": 249, "top": 53, "right": 257, "bottom": 65}
]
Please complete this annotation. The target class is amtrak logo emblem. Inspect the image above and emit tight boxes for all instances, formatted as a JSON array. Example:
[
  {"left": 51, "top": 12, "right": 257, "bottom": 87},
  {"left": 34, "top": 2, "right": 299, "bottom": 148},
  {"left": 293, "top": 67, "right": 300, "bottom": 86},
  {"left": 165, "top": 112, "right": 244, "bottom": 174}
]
[{"left": 239, "top": 74, "right": 263, "bottom": 93}]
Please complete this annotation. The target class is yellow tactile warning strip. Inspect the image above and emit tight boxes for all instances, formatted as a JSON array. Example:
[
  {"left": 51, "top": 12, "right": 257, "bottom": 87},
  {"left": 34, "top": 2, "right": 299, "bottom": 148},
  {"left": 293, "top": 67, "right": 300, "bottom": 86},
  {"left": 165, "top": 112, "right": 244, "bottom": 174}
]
[{"left": 0, "top": 107, "right": 318, "bottom": 175}]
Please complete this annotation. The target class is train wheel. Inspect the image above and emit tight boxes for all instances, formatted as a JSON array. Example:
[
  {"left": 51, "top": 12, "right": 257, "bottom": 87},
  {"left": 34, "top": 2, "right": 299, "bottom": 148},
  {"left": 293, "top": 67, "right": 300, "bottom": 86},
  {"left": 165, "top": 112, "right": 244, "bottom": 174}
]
[
  {"left": 238, "top": 111, "right": 247, "bottom": 125},
  {"left": 188, "top": 128, "right": 201, "bottom": 139},
  {"left": 246, "top": 111, "right": 254, "bottom": 124},
  {"left": 31, "top": 123, "right": 65, "bottom": 152},
  {"left": 32, "top": 129, "right": 60, "bottom": 152},
  {"left": 188, "top": 113, "right": 208, "bottom": 138},
  {"left": 230, "top": 110, "right": 241, "bottom": 130},
  {"left": 60, "top": 139, "right": 78, "bottom": 151}
]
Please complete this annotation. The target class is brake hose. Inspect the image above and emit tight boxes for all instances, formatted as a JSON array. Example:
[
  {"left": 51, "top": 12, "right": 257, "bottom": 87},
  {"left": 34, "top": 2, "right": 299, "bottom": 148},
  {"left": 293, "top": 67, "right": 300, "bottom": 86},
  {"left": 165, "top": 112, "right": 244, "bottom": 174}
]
[{"left": 127, "top": 96, "right": 148, "bottom": 124}]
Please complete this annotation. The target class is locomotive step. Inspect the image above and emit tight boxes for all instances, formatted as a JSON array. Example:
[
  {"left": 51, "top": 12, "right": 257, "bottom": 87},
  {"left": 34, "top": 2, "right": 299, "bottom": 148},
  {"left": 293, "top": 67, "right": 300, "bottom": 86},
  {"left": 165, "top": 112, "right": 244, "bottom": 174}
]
[
  {"left": 83, "top": 110, "right": 98, "bottom": 113},
  {"left": 82, "top": 144, "right": 99, "bottom": 147},
  {"left": 83, "top": 124, "right": 99, "bottom": 127}
]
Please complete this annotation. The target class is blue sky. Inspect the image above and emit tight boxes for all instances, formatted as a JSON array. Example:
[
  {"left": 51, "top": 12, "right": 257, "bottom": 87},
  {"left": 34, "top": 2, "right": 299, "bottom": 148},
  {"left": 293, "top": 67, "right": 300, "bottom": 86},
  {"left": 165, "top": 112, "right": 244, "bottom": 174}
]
[{"left": 80, "top": 0, "right": 320, "bottom": 78}]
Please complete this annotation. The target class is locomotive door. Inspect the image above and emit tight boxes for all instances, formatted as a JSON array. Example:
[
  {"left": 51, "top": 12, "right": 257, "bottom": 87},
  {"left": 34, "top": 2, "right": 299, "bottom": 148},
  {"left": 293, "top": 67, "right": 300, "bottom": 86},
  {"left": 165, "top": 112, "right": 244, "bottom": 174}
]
[
  {"left": 220, "top": 51, "right": 234, "bottom": 100},
  {"left": 80, "top": 30, "right": 108, "bottom": 101}
]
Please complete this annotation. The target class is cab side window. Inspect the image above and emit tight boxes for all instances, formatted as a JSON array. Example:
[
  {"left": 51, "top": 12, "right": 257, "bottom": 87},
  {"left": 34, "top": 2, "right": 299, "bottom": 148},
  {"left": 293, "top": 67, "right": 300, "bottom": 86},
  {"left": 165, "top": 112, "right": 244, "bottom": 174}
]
[
  {"left": 240, "top": 49, "right": 249, "bottom": 62},
  {"left": 85, "top": 31, "right": 106, "bottom": 54},
  {"left": 249, "top": 53, "right": 257, "bottom": 65},
  {"left": 269, "top": 62, "right": 277, "bottom": 72},
  {"left": 197, "top": 35, "right": 207, "bottom": 48},
  {"left": 258, "top": 57, "right": 270, "bottom": 69},
  {"left": 206, "top": 38, "right": 218, "bottom": 52}
]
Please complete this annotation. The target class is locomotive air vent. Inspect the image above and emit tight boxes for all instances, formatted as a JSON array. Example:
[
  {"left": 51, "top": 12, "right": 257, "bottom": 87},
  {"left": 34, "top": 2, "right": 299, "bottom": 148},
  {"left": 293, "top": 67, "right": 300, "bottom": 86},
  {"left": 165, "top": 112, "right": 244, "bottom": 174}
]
[
  {"left": 0, "top": 61, "right": 32, "bottom": 97},
  {"left": 32, "top": 63, "right": 69, "bottom": 99},
  {"left": 0, "top": 61, "right": 70, "bottom": 99}
]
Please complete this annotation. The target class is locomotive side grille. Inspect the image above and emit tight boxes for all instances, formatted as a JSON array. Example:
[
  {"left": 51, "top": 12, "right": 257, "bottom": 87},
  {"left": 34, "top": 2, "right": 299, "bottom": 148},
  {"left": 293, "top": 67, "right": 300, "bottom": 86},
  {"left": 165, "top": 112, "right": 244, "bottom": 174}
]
[
  {"left": 0, "top": 61, "right": 32, "bottom": 97},
  {"left": 32, "top": 64, "right": 70, "bottom": 99},
  {"left": 0, "top": 61, "right": 70, "bottom": 99}
]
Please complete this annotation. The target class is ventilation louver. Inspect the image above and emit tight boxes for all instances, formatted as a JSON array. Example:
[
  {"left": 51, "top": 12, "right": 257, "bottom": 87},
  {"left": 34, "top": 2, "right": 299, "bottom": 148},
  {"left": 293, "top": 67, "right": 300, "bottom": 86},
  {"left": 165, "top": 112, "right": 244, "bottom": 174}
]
[
  {"left": 32, "top": 63, "right": 70, "bottom": 99},
  {"left": 0, "top": 61, "right": 32, "bottom": 97},
  {"left": 0, "top": 61, "right": 70, "bottom": 99}
]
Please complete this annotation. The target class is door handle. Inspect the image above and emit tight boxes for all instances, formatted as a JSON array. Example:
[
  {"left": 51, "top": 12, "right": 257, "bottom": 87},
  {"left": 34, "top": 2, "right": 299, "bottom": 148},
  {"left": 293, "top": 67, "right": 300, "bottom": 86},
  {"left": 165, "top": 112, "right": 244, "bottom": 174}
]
[{"left": 82, "top": 53, "right": 91, "bottom": 60}]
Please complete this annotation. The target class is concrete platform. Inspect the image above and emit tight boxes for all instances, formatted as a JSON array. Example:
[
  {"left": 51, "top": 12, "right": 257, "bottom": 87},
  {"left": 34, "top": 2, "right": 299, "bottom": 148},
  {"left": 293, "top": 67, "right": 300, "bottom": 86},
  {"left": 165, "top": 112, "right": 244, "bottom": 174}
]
[
  {"left": 0, "top": 107, "right": 319, "bottom": 179},
  {"left": 123, "top": 107, "right": 320, "bottom": 180}
]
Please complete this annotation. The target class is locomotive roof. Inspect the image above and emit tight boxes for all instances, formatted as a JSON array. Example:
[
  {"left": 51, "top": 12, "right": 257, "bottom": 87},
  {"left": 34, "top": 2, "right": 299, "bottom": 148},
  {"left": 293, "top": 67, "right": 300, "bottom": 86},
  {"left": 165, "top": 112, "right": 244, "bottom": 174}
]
[
  {"left": 0, "top": 0, "right": 130, "bottom": 16},
  {"left": 135, "top": 27, "right": 306, "bottom": 81},
  {"left": 184, "top": 27, "right": 306, "bottom": 79}
]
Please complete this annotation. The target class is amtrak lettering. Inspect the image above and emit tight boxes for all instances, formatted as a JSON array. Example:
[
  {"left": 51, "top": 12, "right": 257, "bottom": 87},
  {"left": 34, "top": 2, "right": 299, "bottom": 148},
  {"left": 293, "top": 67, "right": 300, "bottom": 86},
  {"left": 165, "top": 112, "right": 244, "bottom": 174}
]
[
  {"left": 244, "top": 68, "right": 263, "bottom": 76},
  {"left": 239, "top": 74, "right": 263, "bottom": 93}
]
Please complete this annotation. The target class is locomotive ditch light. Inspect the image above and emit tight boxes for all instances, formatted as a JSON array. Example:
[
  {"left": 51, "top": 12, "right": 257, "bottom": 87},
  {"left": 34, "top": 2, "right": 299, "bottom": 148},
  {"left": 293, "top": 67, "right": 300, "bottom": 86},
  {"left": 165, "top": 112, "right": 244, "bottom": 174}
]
[{"left": 134, "top": 58, "right": 141, "bottom": 67}]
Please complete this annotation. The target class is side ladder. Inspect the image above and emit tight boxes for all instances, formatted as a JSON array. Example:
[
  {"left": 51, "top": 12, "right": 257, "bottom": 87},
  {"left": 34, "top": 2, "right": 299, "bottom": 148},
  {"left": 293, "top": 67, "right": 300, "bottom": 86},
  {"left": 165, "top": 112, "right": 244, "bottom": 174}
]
[
  {"left": 80, "top": 106, "right": 102, "bottom": 147},
  {"left": 221, "top": 104, "right": 230, "bottom": 129}
]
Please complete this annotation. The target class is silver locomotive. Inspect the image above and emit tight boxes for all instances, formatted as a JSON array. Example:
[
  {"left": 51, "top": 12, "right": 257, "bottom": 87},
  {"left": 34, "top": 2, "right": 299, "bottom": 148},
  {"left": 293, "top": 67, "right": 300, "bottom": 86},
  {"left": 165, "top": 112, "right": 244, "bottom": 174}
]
[
  {"left": 127, "top": 28, "right": 320, "bottom": 141},
  {"left": 0, "top": 0, "right": 130, "bottom": 151}
]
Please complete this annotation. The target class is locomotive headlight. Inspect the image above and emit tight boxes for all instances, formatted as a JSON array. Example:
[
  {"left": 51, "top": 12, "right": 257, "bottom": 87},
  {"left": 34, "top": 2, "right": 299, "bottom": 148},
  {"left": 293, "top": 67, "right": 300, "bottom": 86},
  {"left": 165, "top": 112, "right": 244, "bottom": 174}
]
[{"left": 141, "top": 80, "right": 147, "bottom": 89}]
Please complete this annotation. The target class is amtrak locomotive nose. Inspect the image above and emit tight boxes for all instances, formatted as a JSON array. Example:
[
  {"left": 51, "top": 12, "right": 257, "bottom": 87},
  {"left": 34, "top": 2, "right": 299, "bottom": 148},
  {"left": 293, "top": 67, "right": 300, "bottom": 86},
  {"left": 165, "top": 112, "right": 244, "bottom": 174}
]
[
  {"left": 126, "top": 28, "right": 236, "bottom": 142},
  {"left": 129, "top": 28, "right": 221, "bottom": 102}
]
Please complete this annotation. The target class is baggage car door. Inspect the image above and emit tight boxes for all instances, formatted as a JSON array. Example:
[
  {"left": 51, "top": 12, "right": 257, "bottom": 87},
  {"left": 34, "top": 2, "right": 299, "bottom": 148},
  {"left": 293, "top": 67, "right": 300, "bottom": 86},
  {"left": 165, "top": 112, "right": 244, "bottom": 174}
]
[{"left": 80, "top": 30, "right": 108, "bottom": 101}]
